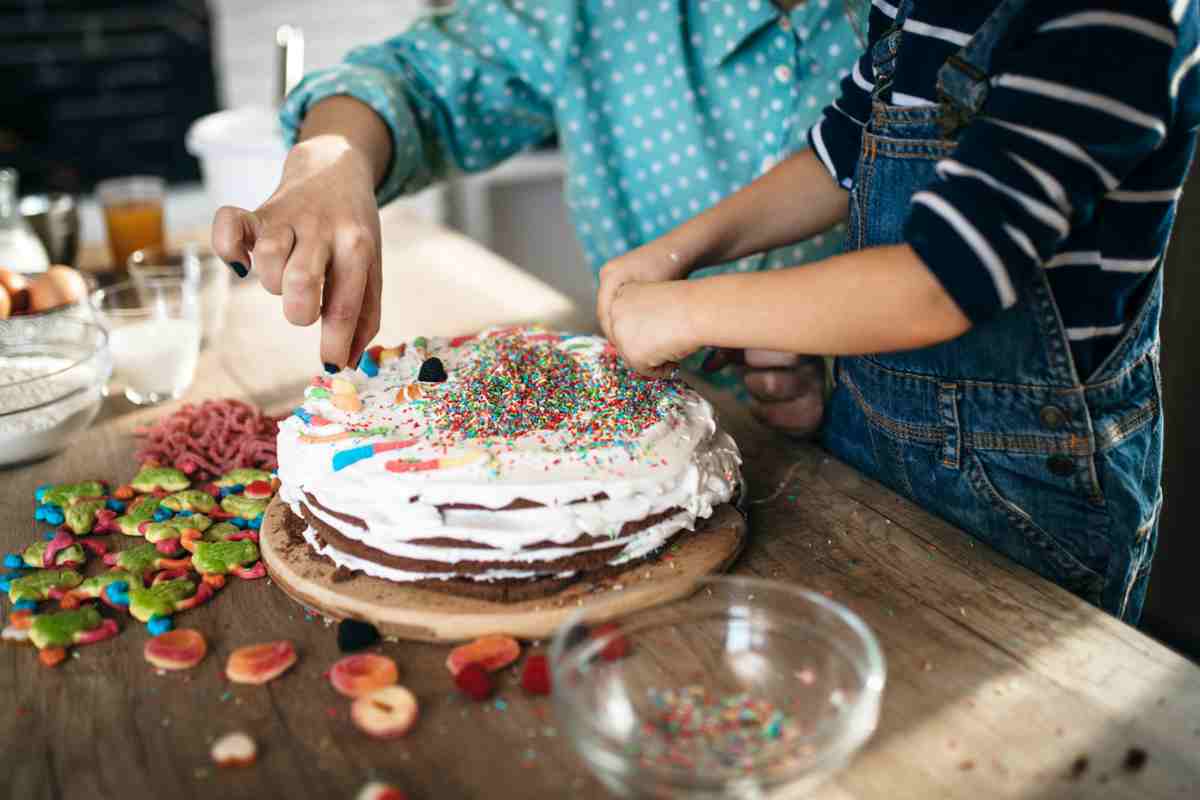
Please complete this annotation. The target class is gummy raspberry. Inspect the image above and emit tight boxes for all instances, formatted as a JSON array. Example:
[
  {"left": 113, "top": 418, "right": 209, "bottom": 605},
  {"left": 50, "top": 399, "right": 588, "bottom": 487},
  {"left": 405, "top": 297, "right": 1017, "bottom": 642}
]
[
  {"left": 520, "top": 654, "right": 551, "bottom": 696},
  {"left": 454, "top": 662, "right": 494, "bottom": 701},
  {"left": 594, "top": 622, "right": 631, "bottom": 661},
  {"left": 417, "top": 356, "right": 447, "bottom": 383}
]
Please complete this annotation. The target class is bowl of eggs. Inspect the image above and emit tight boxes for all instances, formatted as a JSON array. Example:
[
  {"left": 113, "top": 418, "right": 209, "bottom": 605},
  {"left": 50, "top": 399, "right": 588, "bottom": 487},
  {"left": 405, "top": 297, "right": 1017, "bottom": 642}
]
[{"left": 0, "top": 265, "right": 93, "bottom": 329}]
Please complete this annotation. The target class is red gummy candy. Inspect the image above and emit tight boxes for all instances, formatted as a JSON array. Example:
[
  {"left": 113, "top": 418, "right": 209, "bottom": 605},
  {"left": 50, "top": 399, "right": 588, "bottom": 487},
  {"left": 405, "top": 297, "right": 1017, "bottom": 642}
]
[
  {"left": 520, "top": 654, "right": 551, "bottom": 696},
  {"left": 454, "top": 662, "right": 494, "bottom": 701},
  {"left": 594, "top": 623, "right": 631, "bottom": 661}
]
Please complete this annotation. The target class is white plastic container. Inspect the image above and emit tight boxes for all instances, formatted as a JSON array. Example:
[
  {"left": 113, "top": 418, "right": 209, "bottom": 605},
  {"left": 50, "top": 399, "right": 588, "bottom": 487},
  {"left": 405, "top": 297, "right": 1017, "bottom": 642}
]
[{"left": 185, "top": 106, "right": 288, "bottom": 212}]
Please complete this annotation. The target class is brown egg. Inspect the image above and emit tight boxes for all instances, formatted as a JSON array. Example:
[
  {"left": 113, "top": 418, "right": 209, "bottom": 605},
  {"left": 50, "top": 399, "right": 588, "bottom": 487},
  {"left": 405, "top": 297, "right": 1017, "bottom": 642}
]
[
  {"left": 0, "top": 267, "right": 27, "bottom": 296},
  {"left": 0, "top": 267, "right": 29, "bottom": 312},
  {"left": 0, "top": 286, "right": 10, "bottom": 320},
  {"left": 26, "top": 265, "right": 88, "bottom": 313}
]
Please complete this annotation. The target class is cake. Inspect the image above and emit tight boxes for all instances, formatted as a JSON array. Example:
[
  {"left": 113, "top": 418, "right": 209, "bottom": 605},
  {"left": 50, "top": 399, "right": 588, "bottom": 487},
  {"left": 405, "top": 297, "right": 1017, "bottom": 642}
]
[{"left": 275, "top": 326, "right": 742, "bottom": 602}]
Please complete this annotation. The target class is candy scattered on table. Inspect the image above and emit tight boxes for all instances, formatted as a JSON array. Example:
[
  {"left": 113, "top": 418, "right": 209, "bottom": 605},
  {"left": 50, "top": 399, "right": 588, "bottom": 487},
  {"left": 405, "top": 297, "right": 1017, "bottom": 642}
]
[
  {"left": 351, "top": 685, "right": 419, "bottom": 739},
  {"left": 337, "top": 618, "right": 381, "bottom": 652},
  {"left": 520, "top": 654, "right": 552, "bottom": 696},
  {"left": 211, "top": 731, "right": 258, "bottom": 768},
  {"left": 144, "top": 628, "right": 207, "bottom": 670},
  {"left": 329, "top": 653, "right": 400, "bottom": 698},
  {"left": 594, "top": 622, "right": 631, "bottom": 661},
  {"left": 454, "top": 662, "right": 495, "bottom": 702},
  {"left": 446, "top": 634, "right": 521, "bottom": 676},
  {"left": 226, "top": 640, "right": 297, "bottom": 685},
  {"left": 355, "top": 782, "right": 408, "bottom": 800}
]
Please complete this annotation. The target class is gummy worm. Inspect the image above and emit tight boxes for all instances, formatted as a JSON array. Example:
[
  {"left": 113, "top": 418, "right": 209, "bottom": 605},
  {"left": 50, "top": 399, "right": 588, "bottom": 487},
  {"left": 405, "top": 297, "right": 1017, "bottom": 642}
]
[
  {"left": 386, "top": 449, "right": 488, "bottom": 474},
  {"left": 43, "top": 530, "right": 75, "bottom": 568},
  {"left": 79, "top": 539, "right": 108, "bottom": 557},
  {"left": 332, "top": 439, "right": 419, "bottom": 472},
  {"left": 231, "top": 562, "right": 267, "bottom": 580},
  {"left": 179, "top": 528, "right": 203, "bottom": 553},
  {"left": 76, "top": 618, "right": 119, "bottom": 645}
]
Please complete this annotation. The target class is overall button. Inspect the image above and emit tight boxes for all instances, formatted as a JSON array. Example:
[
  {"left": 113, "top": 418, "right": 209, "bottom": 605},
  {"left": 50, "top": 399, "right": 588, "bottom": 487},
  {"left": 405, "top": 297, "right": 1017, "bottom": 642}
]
[
  {"left": 1039, "top": 405, "right": 1067, "bottom": 430},
  {"left": 1047, "top": 455, "right": 1076, "bottom": 477}
]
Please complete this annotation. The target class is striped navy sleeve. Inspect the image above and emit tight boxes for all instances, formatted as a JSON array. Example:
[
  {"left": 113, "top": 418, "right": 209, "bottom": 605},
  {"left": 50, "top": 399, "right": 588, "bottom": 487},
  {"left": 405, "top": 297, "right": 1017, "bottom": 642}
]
[
  {"left": 806, "top": 11, "right": 888, "bottom": 188},
  {"left": 807, "top": 49, "right": 874, "bottom": 187},
  {"left": 905, "top": 0, "right": 1200, "bottom": 323}
]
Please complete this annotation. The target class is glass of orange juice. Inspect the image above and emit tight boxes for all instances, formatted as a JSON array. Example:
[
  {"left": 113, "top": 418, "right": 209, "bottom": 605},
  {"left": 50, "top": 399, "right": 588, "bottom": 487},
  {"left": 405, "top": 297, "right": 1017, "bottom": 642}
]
[{"left": 96, "top": 176, "right": 165, "bottom": 273}]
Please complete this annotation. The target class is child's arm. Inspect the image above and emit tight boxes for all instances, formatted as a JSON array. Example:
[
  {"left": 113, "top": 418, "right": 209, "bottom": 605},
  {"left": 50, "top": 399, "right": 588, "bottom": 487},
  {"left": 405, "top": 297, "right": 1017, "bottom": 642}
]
[
  {"left": 608, "top": 244, "right": 970, "bottom": 374},
  {"left": 597, "top": 149, "right": 848, "bottom": 342}
]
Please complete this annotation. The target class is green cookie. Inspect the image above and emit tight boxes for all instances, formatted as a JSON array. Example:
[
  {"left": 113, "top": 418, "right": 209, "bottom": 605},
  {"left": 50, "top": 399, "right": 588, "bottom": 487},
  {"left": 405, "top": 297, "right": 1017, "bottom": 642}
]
[
  {"left": 130, "top": 466, "right": 190, "bottom": 494},
  {"left": 205, "top": 522, "right": 242, "bottom": 541},
  {"left": 42, "top": 481, "right": 106, "bottom": 508},
  {"left": 8, "top": 569, "right": 82, "bottom": 603},
  {"left": 221, "top": 494, "right": 268, "bottom": 519},
  {"left": 65, "top": 498, "right": 107, "bottom": 535},
  {"left": 215, "top": 468, "right": 272, "bottom": 488},
  {"left": 128, "top": 578, "right": 196, "bottom": 622},
  {"left": 108, "top": 544, "right": 173, "bottom": 579},
  {"left": 75, "top": 570, "right": 134, "bottom": 601},
  {"left": 116, "top": 496, "right": 161, "bottom": 537},
  {"left": 161, "top": 490, "right": 217, "bottom": 513},
  {"left": 29, "top": 607, "right": 103, "bottom": 649},
  {"left": 23, "top": 541, "right": 86, "bottom": 569},
  {"left": 141, "top": 513, "right": 212, "bottom": 543},
  {"left": 191, "top": 539, "right": 259, "bottom": 575}
]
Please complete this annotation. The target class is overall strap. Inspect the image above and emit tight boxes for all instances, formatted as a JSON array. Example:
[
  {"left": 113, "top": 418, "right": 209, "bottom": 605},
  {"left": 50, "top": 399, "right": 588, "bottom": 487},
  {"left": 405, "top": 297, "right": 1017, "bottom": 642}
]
[
  {"left": 936, "top": 0, "right": 1031, "bottom": 135},
  {"left": 871, "top": 0, "right": 917, "bottom": 102}
]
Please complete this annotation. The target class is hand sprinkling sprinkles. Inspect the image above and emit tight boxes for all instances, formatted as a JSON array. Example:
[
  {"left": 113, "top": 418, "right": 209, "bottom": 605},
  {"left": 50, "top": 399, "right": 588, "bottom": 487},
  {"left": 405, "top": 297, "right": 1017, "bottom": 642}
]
[{"left": 430, "top": 331, "right": 674, "bottom": 442}]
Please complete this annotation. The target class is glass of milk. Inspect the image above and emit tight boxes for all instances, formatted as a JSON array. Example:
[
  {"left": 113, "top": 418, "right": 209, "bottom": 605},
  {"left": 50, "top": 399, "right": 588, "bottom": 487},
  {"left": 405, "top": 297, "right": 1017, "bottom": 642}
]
[{"left": 90, "top": 277, "right": 201, "bottom": 405}]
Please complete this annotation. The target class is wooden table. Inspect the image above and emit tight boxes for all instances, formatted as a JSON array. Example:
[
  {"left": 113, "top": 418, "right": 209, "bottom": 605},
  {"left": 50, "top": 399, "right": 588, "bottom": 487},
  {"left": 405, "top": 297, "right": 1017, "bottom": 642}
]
[{"left": 3, "top": 210, "right": 1198, "bottom": 800}]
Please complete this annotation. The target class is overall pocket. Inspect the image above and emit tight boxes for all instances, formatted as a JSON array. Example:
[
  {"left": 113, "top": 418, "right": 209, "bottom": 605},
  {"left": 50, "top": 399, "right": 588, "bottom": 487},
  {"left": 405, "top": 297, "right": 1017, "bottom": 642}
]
[{"left": 962, "top": 450, "right": 1108, "bottom": 604}]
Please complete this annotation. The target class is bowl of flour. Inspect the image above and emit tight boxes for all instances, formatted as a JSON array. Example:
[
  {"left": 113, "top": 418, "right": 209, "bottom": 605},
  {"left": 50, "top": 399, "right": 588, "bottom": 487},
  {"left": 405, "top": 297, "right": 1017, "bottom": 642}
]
[{"left": 0, "top": 317, "right": 111, "bottom": 468}]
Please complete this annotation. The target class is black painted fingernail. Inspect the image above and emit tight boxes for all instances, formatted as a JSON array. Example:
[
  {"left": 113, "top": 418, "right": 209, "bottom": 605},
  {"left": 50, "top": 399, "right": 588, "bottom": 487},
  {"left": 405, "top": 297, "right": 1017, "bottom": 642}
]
[
  {"left": 323, "top": 362, "right": 339, "bottom": 374},
  {"left": 228, "top": 260, "right": 248, "bottom": 278}
]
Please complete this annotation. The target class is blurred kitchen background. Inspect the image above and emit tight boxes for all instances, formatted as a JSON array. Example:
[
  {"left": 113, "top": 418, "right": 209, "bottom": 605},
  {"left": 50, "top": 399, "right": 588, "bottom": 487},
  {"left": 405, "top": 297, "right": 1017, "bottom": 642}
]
[{"left": 1, "top": 0, "right": 1196, "bottom": 658}]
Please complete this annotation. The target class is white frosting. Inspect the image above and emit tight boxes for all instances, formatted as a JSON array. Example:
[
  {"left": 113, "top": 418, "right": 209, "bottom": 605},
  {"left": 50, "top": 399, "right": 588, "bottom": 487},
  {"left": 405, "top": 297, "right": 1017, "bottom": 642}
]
[{"left": 276, "top": 326, "right": 742, "bottom": 582}]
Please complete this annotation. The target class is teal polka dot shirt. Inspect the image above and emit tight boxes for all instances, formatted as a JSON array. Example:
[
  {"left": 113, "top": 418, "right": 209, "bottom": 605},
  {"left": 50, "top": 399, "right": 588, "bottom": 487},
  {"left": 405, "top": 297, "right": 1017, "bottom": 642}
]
[{"left": 281, "top": 0, "right": 861, "bottom": 278}]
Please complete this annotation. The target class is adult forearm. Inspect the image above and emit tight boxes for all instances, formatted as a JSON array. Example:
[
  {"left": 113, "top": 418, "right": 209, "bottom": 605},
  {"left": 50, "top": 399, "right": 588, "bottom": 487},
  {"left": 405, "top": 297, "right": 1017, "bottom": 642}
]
[
  {"left": 682, "top": 244, "right": 972, "bottom": 355},
  {"left": 294, "top": 95, "right": 393, "bottom": 188}
]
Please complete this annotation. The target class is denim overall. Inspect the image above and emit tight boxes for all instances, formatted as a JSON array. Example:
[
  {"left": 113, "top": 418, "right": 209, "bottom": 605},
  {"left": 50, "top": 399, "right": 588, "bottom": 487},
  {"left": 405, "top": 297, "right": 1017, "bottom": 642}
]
[{"left": 824, "top": 0, "right": 1163, "bottom": 622}]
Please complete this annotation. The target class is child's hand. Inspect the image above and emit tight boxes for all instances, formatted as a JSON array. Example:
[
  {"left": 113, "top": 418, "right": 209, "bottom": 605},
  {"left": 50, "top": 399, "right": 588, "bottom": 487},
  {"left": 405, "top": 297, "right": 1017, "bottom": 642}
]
[
  {"left": 609, "top": 281, "right": 698, "bottom": 377},
  {"left": 597, "top": 244, "right": 689, "bottom": 344}
]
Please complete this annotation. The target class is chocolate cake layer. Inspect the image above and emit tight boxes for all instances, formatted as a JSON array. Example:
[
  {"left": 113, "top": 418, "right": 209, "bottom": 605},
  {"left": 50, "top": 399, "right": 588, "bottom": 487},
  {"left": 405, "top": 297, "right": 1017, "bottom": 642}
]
[
  {"left": 280, "top": 502, "right": 707, "bottom": 603},
  {"left": 298, "top": 501, "right": 682, "bottom": 575}
]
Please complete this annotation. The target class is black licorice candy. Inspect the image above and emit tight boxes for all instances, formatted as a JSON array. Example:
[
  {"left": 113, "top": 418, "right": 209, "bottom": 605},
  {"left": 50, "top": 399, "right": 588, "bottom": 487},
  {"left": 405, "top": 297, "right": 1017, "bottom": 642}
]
[
  {"left": 337, "top": 618, "right": 381, "bottom": 652},
  {"left": 418, "top": 356, "right": 448, "bottom": 383}
]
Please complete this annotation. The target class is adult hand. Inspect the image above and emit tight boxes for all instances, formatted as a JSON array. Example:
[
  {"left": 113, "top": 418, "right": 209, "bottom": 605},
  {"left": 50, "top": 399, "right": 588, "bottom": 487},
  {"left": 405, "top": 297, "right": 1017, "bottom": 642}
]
[
  {"left": 211, "top": 134, "right": 382, "bottom": 370},
  {"left": 704, "top": 349, "right": 827, "bottom": 437},
  {"left": 608, "top": 281, "right": 698, "bottom": 378},
  {"left": 597, "top": 242, "right": 690, "bottom": 343}
]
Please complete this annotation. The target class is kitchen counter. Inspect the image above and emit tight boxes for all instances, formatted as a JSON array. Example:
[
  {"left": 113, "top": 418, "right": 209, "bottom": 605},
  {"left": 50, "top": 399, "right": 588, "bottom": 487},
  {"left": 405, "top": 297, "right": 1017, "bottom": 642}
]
[{"left": 2, "top": 210, "right": 1198, "bottom": 799}]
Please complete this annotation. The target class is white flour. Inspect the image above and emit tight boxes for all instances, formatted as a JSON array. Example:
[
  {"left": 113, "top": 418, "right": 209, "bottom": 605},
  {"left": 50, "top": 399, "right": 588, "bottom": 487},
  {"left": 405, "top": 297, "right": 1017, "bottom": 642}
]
[{"left": 0, "top": 355, "right": 104, "bottom": 465}]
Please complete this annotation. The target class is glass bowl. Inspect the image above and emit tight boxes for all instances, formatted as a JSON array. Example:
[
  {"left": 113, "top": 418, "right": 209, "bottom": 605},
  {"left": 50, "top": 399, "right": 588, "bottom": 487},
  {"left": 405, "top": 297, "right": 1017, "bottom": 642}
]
[
  {"left": 549, "top": 576, "right": 886, "bottom": 799},
  {"left": 0, "top": 318, "right": 112, "bottom": 468}
]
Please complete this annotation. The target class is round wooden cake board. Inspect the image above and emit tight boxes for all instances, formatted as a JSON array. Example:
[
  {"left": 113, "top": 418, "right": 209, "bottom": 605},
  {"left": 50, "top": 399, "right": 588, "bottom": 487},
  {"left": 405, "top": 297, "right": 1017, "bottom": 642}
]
[{"left": 259, "top": 496, "right": 748, "bottom": 643}]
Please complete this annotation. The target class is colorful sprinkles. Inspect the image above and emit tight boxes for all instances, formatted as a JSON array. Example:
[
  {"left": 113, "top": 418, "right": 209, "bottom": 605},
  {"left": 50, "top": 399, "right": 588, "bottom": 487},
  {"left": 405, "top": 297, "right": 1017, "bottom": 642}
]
[
  {"left": 629, "top": 686, "right": 802, "bottom": 774},
  {"left": 430, "top": 331, "right": 673, "bottom": 442}
]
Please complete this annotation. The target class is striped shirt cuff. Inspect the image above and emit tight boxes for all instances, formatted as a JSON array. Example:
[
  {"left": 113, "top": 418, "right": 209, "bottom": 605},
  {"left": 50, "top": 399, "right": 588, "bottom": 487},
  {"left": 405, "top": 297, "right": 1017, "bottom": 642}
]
[
  {"left": 280, "top": 64, "right": 423, "bottom": 206},
  {"left": 806, "top": 115, "right": 860, "bottom": 189},
  {"left": 905, "top": 191, "right": 1021, "bottom": 323}
]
